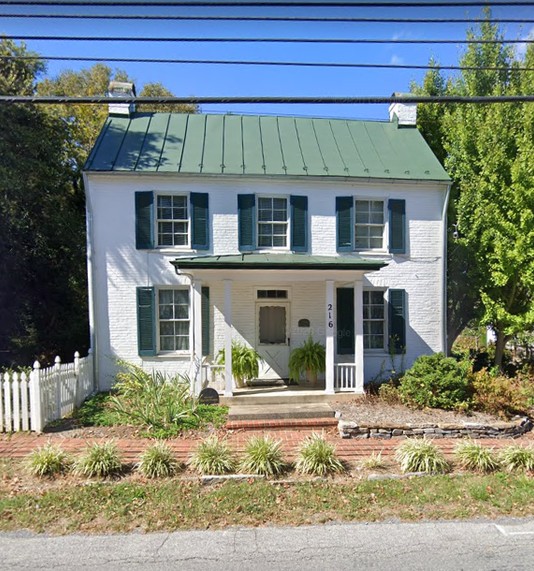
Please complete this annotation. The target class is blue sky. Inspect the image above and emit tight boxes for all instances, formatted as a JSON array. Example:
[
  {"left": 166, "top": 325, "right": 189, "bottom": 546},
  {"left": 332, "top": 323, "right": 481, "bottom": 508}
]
[{"left": 1, "top": 1, "right": 533, "bottom": 120}]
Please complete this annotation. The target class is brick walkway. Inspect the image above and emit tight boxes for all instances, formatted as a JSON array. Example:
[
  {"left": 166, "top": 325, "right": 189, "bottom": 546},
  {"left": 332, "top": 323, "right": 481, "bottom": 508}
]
[{"left": 1, "top": 421, "right": 532, "bottom": 463}]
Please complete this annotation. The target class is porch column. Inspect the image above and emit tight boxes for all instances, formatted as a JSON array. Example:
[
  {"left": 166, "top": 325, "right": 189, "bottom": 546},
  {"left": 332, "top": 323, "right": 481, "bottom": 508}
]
[
  {"left": 192, "top": 280, "right": 202, "bottom": 395},
  {"left": 354, "top": 279, "right": 365, "bottom": 393},
  {"left": 325, "top": 280, "right": 335, "bottom": 395},
  {"left": 223, "top": 279, "right": 233, "bottom": 397}
]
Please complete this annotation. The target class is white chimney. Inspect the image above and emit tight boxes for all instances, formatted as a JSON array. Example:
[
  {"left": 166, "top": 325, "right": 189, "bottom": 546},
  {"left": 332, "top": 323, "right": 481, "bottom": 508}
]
[
  {"left": 388, "top": 93, "right": 417, "bottom": 126},
  {"left": 108, "top": 81, "right": 136, "bottom": 116}
]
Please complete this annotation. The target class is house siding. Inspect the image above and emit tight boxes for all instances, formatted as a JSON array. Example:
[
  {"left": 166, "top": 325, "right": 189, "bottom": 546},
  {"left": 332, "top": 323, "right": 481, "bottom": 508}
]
[{"left": 86, "top": 173, "right": 447, "bottom": 389}]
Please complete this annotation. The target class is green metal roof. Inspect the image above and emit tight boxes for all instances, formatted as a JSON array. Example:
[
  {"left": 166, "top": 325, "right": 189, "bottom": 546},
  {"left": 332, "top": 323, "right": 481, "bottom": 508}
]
[
  {"left": 171, "top": 253, "right": 386, "bottom": 271},
  {"left": 85, "top": 112, "right": 450, "bottom": 182}
]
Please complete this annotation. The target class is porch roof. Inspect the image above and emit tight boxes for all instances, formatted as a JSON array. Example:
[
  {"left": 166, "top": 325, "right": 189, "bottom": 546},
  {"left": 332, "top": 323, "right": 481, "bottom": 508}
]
[{"left": 171, "top": 253, "right": 386, "bottom": 271}]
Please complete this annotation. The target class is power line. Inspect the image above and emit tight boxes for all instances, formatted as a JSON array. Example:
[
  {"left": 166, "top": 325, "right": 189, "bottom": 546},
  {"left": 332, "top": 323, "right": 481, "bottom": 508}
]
[
  {"left": 3, "top": 54, "right": 533, "bottom": 72},
  {"left": 1, "top": 95, "right": 533, "bottom": 104},
  {"left": 1, "top": 13, "right": 533, "bottom": 24},
  {"left": 5, "top": 34, "right": 533, "bottom": 44},
  {"left": 1, "top": 1, "right": 533, "bottom": 7}
]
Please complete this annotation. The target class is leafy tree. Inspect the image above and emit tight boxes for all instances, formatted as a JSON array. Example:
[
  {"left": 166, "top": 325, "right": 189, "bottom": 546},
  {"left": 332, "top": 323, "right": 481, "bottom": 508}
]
[
  {"left": 413, "top": 14, "right": 534, "bottom": 367},
  {"left": 138, "top": 81, "right": 198, "bottom": 114}
]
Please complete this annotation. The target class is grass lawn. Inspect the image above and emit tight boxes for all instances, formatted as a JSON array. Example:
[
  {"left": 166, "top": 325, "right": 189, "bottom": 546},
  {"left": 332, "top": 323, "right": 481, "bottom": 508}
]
[{"left": 0, "top": 459, "right": 533, "bottom": 534}]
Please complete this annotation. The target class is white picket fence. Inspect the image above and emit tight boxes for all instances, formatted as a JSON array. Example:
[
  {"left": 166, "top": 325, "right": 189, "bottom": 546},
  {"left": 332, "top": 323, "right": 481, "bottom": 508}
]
[{"left": 0, "top": 350, "right": 94, "bottom": 433}]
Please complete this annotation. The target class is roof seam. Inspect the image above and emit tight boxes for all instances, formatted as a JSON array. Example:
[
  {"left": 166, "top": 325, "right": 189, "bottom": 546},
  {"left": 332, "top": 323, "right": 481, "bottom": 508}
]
[
  {"left": 293, "top": 117, "right": 308, "bottom": 175},
  {"left": 156, "top": 113, "right": 172, "bottom": 172}
]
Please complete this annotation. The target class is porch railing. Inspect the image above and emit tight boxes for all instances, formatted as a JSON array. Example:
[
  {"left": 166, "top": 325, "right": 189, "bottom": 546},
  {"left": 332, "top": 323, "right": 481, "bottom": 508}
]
[{"left": 334, "top": 363, "right": 357, "bottom": 392}]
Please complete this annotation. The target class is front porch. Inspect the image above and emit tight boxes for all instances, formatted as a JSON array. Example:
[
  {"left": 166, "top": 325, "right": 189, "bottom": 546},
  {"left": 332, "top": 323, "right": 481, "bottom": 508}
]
[{"left": 172, "top": 253, "right": 387, "bottom": 398}]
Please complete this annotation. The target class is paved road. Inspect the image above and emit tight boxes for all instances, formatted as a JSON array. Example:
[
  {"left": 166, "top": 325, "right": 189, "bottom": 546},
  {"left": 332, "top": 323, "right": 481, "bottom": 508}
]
[{"left": 1, "top": 519, "right": 533, "bottom": 570}]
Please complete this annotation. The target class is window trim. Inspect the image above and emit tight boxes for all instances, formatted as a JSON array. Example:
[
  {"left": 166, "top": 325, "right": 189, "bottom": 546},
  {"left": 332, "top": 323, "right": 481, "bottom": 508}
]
[
  {"left": 256, "top": 194, "right": 291, "bottom": 251},
  {"left": 354, "top": 197, "right": 388, "bottom": 253},
  {"left": 155, "top": 193, "right": 191, "bottom": 250},
  {"left": 156, "top": 286, "right": 192, "bottom": 355}
]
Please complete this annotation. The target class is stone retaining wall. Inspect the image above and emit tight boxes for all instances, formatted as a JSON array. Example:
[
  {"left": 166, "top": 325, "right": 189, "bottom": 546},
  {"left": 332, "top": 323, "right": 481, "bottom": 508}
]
[{"left": 338, "top": 417, "right": 533, "bottom": 440}]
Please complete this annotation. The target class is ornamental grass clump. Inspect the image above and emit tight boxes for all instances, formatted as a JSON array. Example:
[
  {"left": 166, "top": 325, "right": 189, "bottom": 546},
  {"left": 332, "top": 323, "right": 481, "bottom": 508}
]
[
  {"left": 189, "top": 435, "right": 237, "bottom": 475},
  {"left": 360, "top": 452, "right": 387, "bottom": 470},
  {"left": 25, "top": 443, "right": 71, "bottom": 478},
  {"left": 137, "top": 442, "right": 181, "bottom": 478},
  {"left": 295, "top": 433, "right": 344, "bottom": 476},
  {"left": 499, "top": 445, "right": 534, "bottom": 473},
  {"left": 74, "top": 441, "right": 123, "bottom": 478},
  {"left": 395, "top": 438, "right": 449, "bottom": 474},
  {"left": 454, "top": 440, "right": 500, "bottom": 473},
  {"left": 240, "top": 435, "right": 286, "bottom": 476}
]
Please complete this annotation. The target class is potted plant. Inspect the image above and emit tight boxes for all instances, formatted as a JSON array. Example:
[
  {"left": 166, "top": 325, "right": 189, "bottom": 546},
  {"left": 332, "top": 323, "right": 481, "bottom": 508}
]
[
  {"left": 288, "top": 335, "right": 326, "bottom": 386},
  {"left": 217, "top": 341, "right": 263, "bottom": 388}
]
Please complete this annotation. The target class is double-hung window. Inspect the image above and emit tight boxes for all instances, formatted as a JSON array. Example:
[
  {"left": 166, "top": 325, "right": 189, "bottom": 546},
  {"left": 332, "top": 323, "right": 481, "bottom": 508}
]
[
  {"left": 156, "top": 195, "right": 189, "bottom": 247},
  {"left": 355, "top": 200, "right": 385, "bottom": 250},
  {"left": 363, "top": 290, "right": 385, "bottom": 349},
  {"left": 257, "top": 197, "right": 289, "bottom": 248},
  {"left": 158, "top": 289, "right": 190, "bottom": 352}
]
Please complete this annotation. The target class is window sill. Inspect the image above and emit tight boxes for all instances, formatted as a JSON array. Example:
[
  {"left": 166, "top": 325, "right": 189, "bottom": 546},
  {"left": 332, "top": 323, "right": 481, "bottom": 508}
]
[
  {"left": 152, "top": 248, "right": 199, "bottom": 255},
  {"left": 151, "top": 352, "right": 192, "bottom": 359}
]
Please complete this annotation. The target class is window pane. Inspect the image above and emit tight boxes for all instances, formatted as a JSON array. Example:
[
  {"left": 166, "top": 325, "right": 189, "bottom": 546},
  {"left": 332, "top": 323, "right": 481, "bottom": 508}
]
[
  {"left": 160, "top": 322, "right": 174, "bottom": 336},
  {"left": 259, "top": 306, "right": 286, "bottom": 344},
  {"left": 370, "top": 291, "right": 383, "bottom": 304},
  {"left": 370, "top": 237, "right": 383, "bottom": 249},
  {"left": 159, "top": 290, "right": 173, "bottom": 304},
  {"left": 157, "top": 196, "right": 172, "bottom": 208},
  {"left": 370, "top": 211, "right": 384, "bottom": 224},
  {"left": 355, "top": 199, "right": 384, "bottom": 250},
  {"left": 176, "top": 336, "right": 189, "bottom": 351},
  {"left": 158, "top": 289, "right": 190, "bottom": 352},
  {"left": 160, "top": 336, "right": 175, "bottom": 351},
  {"left": 272, "top": 235, "right": 286, "bottom": 247},
  {"left": 355, "top": 210, "right": 369, "bottom": 224},
  {"left": 371, "top": 201, "right": 383, "bottom": 212},
  {"left": 173, "top": 290, "right": 189, "bottom": 304}
]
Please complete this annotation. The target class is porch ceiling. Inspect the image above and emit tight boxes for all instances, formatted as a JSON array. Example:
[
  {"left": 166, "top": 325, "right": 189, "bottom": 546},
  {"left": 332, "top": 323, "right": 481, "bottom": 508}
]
[{"left": 171, "top": 253, "right": 386, "bottom": 271}]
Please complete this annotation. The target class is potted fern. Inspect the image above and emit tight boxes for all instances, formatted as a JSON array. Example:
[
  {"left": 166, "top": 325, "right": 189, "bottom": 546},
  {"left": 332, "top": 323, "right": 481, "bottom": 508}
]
[
  {"left": 289, "top": 335, "right": 326, "bottom": 386},
  {"left": 217, "top": 341, "right": 263, "bottom": 388}
]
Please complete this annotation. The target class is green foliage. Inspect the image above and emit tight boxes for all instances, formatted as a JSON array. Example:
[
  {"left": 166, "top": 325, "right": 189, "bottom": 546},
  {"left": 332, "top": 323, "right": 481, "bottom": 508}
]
[
  {"left": 73, "top": 392, "right": 122, "bottom": 427},
  {"left": 217, "top": 341, "right": 262, "bottom": 388},
  {"left": 499, "top": 445, "right": 534, "bottom": 473},
  {"left": 137, "top": 442, "right": 181, "bottom": 478},
  {"left": 189, "top": 436, "right": 237, "bottom": 475},
  {"left": 240, "top": 436, "right": 286, "bottom": 476},
  {"left": 395, "top": 439, "right": 449, "bottom": 474},
  {"left": 377, "top": 382, "right": 402, "bottom": 404},
  {"left": 471, "top": 368, "right": 534, "bottom": 418},
  {"left": 295, "top": 433, "right": 344, "bottom": 476},
  {"left": 288, "top": 335, "right": 326, "bottom": 382},
  {"left": 360, "top": 452, "right": 387, "bottom": 470},
  {"left": 74, "top": 442, "right": 123, "bottom": 478},
  {"left": 25, "top": 443, "right": 71, "bottom": 477},
  {"left": 398, "top": 353, "right": 472, "bottom": 411},
  {"left": 454, "top": 441, "right": 500, "bottom": 473}
]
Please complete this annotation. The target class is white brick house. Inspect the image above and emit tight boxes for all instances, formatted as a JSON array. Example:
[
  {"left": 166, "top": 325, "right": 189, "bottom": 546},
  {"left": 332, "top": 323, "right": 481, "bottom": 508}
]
[{"left": 83, "top": 101, "right": 450, "bottom": 396}]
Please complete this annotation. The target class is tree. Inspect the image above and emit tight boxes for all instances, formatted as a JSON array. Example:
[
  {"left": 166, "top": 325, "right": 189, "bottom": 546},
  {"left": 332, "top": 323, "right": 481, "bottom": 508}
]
[
  {"left": 413, "top": 14, "right": 534, "bottom": 367},
  {"left": 138, "top": 82, "right": 198, "bottom": 114},
  {"left": 0, "top": 40, "right": 88, "bottom": 365}
]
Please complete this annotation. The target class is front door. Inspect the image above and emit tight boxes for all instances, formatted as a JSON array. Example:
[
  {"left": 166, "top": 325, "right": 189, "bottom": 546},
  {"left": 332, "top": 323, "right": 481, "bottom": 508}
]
[{"left": 256, "top": 302, "right": 290, "bottom": 379}]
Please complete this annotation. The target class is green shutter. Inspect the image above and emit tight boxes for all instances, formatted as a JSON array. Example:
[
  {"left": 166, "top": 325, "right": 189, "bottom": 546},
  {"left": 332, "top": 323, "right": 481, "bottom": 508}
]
[
  {"left": 191, "top": 192, "right": 209, "bottom": 250},
  {"left": 336, "top": 287, "right": 354, "bottom": 355},
  {"left": 388, "top": 199, "right": 406, "bottom": 254},
  {"left": 388, "top": 289, "right": 406, "bottom": 354},
  {"left": 238, "top": 194, "right": 256, "bottom": 251},
  {"left": 137, "top": 286, "right": 156, "bottom": 356},
  {"left": 290, "top": 195, "right": 308, "bottom": 252},
  {"left": 201, "top": 286, "right": 210, "bottom": 357},
  {"left": 336, "top": 196, "right": 353, "bottom": 252},
  {"left": 135, "top": 191, "right": 154, "bottom": 249}
]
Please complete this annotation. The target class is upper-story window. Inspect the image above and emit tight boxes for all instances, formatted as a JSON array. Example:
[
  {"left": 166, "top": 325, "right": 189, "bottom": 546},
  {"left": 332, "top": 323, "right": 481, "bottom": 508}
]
[
  {"left": 257, "top": 197, "right": 289, "bottom": 248},
  {"left": 355, "top": 200, "right": 385, "bottom": 250},
  {"left": 156, "top": 195, "right": 189, "bottom": 247}
]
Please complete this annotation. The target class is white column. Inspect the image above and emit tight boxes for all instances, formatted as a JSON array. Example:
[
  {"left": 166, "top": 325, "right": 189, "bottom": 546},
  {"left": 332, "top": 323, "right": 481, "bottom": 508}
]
[
  {"left": 223, "top": 279, "right": 233, "bottom": 396},
  {"left": 325, "top": 280, "right": 335, "bottom": 395},
  {"left": 354, "top": 279, "right": 365, "bottom": 393},
  {"left": 192, "top": 280, "right": 202, "bottom": 395}
]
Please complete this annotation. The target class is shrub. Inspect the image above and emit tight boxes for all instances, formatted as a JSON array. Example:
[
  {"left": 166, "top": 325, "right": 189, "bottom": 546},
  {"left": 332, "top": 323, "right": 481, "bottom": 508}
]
[
  {"left": 454, "top": 440, "right": 500, "bottom": 473},
  {"left": 295, "top": 433, "right": 344, "bottom": 476},
  {"left": 360, "top": 452, "right": 387, "bottom": 470},
  {"left": 377, "top": 382, "right": 402, "bottom": 404},
  {"left": 137, "top": 442, "right": 181, "bottom": 478},
  {"left": 240, "top": 436, "right": 286, "bottom": 476},
  {"left": 189, "top": 436, "right": 237, "bottom": 475},
  {"left": 499, "top": 445, "right": 534, "bottom": 473},
  {"left": 25, "top": 443, "right": 71, "bottom": 477},
  {"left": 471, "top": 368, "right": 534, "bottom": 418},
  {"left": 397, "top": 353, "right": 471, "bottom": 410},
  {"left": 74, "top": 442, "right": 123, "bottom": 478},
  {"left": 395, "top": 439, "right": 449, "bottom": 474}
]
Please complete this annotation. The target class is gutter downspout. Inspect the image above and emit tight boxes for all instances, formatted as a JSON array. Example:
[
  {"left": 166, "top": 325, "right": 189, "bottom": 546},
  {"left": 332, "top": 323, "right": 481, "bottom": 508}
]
[
  {"left": 82, "top": 171, "right": 98, "bottom": 392},
  {"left": 441, "top": 183, "right": 452, "bottom": 355}
]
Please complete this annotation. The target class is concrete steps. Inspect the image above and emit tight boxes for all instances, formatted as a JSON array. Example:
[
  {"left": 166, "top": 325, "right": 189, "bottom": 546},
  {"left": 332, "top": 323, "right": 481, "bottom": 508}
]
[{"left": 227, "top": 402, "right": 336, "bottom": 422}]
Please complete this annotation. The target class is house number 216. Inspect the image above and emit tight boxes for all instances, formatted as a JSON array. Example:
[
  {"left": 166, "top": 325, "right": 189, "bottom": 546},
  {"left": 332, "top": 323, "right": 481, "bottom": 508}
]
[{"left": 327, "top": 303, "right": 334, "bottom": 328}]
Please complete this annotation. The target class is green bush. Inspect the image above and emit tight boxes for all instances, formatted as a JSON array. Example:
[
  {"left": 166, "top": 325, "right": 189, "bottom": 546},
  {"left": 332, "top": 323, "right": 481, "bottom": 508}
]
[
  {"left": 241, "top": 436, "right": 286, "bottom": 476},
  {"left": 397, "top": 353, "right": 471, "bottom": 411},
  {"left": 499, "top": 445, "right": 534, "bottom": 473},
  {"left": 189, "top": 436, "right": 237, "bottom": 475},
  {"left": 74, "top": 442, "right": 123, "bottom": 478},
  {"left": 454, "top": 441, "right": 500, "bottom": 473},
  {"left": 137, "top": 442, "right": 181, "bottom": 478},
  {"left": 25, "top": 443, "right": 71, "bottom": 477},
  {"left": 217, "top": 341, "right": 262, "bottom": 388},
  {"left": 295, "top": 433, "right": 344, "bottom": 476},
  {"left": 395, "top": 439, "right": 449, "bottom": 474}
]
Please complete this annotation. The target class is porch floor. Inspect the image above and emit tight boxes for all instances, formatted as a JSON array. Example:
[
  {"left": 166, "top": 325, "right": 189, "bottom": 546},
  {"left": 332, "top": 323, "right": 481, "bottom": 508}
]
[{"left": 220, "top": 385, "right": 362, "bottom": 406}]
